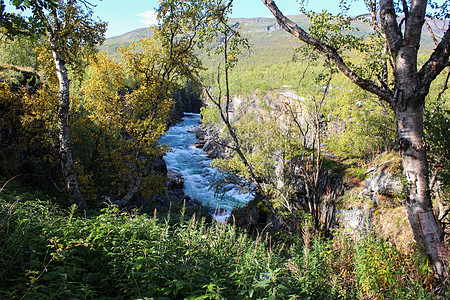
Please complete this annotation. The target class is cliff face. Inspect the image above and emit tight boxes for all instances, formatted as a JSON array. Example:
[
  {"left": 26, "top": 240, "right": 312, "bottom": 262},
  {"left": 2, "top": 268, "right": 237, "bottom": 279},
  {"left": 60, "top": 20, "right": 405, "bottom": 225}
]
[
  {"left": 196, "top": 90, "right": 316, "bottom": 157},
  {"left": 197, "top": 90, "right": 414, "bottom": 245},
  {"left": 196, "top": 90, "right": 337, "bottom": 228},
  {"left": 192, "top": 123, "right": 232, "bottom": 159},
  {"left": 170, "top": 85, "right": 203, "bottom": 125}
]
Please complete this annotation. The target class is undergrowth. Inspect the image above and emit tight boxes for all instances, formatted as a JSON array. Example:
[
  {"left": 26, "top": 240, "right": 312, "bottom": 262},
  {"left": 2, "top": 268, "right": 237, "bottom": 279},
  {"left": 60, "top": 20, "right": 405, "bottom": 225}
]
[{"left": 0, "top": 187, "right": 443, "bottom": 299}]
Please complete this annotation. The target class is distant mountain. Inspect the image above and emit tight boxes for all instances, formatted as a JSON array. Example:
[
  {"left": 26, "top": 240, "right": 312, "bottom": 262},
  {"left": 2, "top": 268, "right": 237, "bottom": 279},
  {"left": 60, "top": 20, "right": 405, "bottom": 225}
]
[
  {"left": 100, "top": 28, "right": 154, "bottom": 59},
  {"left": 100, "top": 14, "right": 438, "bottom": 62},
  {"left": 99, "top": 15, "right": 341, "bottom": 63},
  {"left": 99, "top": 16, "right": 306, "bottom": 59}
]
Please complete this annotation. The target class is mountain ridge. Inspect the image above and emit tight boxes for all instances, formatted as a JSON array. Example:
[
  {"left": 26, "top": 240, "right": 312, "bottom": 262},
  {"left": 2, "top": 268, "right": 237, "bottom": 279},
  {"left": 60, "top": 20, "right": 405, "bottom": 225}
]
[{"left": 100, "top": 14, "right": 437, "bottom": 62}]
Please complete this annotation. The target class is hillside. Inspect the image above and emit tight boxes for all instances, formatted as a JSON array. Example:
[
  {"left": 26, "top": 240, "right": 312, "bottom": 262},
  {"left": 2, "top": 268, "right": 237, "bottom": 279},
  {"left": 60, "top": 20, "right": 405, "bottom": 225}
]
[
  {"left": 100, "top": 14, "right": 437, "bottom": 64},
  {"left": 100, "top": 27, "right": 154, "bottom": 59},
  {"left": 100, "top": 15, "right": 363, "bottom": 62}
]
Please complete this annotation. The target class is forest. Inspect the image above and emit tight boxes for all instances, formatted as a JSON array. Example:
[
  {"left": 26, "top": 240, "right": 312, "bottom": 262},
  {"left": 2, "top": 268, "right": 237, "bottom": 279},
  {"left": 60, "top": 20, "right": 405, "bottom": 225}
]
[{"left": 1, "top": 0, "right": 450, "bottom": 299}]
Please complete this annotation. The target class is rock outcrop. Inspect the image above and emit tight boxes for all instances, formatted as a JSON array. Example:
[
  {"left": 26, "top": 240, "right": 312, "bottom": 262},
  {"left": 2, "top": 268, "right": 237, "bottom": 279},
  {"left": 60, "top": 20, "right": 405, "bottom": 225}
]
[
  {"left": 193, "top": 90, "right": 315, "bottom": 160},
  {"left": 363, "top": 166, "right": 404, "bottom": 207},
  {"left": 195, "top": 90, "right": 415, "bottom": 247},
  {"left": 0, "top": 64, "right": 41, "bottom": 93},
  {"left": 190, "top": 124, "right": 232, "bottom": 159}
]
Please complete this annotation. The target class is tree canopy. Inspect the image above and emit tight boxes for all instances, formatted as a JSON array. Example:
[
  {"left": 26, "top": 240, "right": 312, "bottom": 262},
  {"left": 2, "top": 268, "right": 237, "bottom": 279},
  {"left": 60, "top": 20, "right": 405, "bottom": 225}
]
[{"left": 0, "top": 0, "right": 56, "bottom": 37}]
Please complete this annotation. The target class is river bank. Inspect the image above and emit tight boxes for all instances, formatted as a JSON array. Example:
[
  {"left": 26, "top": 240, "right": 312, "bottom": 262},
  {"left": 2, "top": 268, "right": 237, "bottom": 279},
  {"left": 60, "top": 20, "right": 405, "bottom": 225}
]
[{"left": 159, "top": 113, "right": 253, "bottom": 221}]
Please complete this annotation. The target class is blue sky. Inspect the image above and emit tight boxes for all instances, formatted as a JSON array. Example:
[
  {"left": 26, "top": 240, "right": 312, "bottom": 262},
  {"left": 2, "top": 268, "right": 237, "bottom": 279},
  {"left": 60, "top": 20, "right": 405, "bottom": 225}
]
[
  {"left": 94, "top": 0, "right": 368, "bottom": 38},
  {"left": 6, "top": 0, "right": 368, "bottom": 38}
]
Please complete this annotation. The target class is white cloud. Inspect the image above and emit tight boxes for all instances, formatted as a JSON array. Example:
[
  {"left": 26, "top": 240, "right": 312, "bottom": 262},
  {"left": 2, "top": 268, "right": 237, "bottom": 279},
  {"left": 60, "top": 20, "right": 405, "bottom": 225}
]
[{"left": 136, "top": 10, "right": 158, "bottom": 27}]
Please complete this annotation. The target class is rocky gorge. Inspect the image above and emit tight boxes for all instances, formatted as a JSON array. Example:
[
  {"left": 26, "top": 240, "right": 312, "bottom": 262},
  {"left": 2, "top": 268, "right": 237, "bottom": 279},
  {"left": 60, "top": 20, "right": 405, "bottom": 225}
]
[{"left": 190, "top": 90, "right": 418, "bottom": 246}]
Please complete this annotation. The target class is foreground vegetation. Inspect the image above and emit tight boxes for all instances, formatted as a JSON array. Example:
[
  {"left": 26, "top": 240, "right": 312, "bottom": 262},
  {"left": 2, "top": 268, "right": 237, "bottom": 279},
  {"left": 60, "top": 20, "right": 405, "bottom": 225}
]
[
  {"left": 0, "top": 182, "right": 441, "bottom": 299},
  {"left": 1, "top": 0, "right": 450, "bottom": 297}
]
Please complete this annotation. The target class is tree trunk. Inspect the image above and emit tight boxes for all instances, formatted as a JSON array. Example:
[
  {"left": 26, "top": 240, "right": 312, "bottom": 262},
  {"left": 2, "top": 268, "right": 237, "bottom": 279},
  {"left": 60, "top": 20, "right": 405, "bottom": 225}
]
[
  {"left": 261, "top": 0, "right": 449, "bottom": 280},
  {"left": 51, "top": 47, "right": 87, "bottom": 209},
  {"left": 118, "top": 175, "right": 142, "bottom": 208},
  {"left": 396, "top": 100, "right": 448, "bottom": 279}
]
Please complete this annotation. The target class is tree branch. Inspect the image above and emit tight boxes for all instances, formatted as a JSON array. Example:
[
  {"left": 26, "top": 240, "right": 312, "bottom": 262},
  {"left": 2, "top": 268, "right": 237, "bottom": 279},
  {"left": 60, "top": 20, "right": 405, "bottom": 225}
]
[
  {"left": 0, "top": 174, "right": 23, "bottom": 193},
  {"left": 262, "top": 0, "right": 392, "bottom": 102},
  {"left": 379, "top": 0, "right": 403, "bottom": 59},
  {"left": 425, "top": 19, "right": 440, "bottom": 45},
  {"left": 419, "top": 26, "right": 450, "bottom": 88},
  {"left": 403, "top": 0, "right": 426, "bottom": 54}
]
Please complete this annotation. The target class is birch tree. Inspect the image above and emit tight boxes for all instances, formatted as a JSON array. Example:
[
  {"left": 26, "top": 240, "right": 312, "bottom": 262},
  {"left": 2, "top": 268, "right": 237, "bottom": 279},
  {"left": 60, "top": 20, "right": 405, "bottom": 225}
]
[
  {"left": 0, "top": 0, "right": 56, "bottom": 37},
  {"left": 31, "top": 0, "right": 106, "bottom": 208},
  {"left": 262, "top": 0, "right": 449, "bottom": 280}
]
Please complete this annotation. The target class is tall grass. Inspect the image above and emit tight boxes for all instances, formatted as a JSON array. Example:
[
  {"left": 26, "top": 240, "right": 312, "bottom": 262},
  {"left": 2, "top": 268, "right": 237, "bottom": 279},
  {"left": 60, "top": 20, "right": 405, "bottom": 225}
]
[{"left": 0, "top": 189, "right": 443, "bottom": 299}]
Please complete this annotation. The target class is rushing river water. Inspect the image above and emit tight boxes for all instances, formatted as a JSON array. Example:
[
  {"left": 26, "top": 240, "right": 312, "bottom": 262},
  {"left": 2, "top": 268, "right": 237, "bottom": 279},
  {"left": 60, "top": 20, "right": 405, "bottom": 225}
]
[{"left": 159, "top": 113, "right": 252, "bottom": 220}]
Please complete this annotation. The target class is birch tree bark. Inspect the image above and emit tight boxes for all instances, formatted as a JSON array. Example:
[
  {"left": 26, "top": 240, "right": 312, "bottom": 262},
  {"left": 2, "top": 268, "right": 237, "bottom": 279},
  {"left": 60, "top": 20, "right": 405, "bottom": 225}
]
[
  {"left": 50, "top": 33, "right": 87, "bottom": 209},
  {"left": 47, "top": 2, "right": 86, "bottom": 208},
  {"left": 32, "top": 0, "right": 106, "bottom": 209},
  {"left": 262, "top": 0, "right": 449, "bottom": 280}
]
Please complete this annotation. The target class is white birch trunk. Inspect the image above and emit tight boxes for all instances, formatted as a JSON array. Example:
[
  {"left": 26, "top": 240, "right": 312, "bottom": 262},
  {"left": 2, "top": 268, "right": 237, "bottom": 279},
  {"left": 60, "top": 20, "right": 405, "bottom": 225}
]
[
  {"left": 51, "top": 44, "right": 87, "bottom": 209},
  {"left": 262, "top": 0, "right": 449, "bottom": 280},
  {"left": 396, "top": 101, "right": 448, "bottom": 279}
]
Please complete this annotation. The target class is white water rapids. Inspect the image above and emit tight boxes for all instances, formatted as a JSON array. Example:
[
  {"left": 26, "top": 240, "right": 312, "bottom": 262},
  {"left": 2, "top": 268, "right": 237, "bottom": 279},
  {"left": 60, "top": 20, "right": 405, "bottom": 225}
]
[{"left": 159, "top": 113, "right": 252, "bottom": 221}]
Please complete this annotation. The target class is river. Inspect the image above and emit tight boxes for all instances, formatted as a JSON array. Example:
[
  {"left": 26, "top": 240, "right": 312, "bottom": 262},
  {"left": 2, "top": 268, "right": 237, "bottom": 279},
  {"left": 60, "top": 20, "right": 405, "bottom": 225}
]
[{"left": 159, "top": 113, "right": 252, "bottom": 221}]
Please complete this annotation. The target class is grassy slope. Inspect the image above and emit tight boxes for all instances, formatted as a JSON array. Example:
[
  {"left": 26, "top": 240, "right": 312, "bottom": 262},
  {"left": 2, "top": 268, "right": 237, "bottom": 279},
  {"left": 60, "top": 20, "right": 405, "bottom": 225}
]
[
  {"left": 100, "top": 14, "right": 437, "bottom": 95},
  {"left": 101, "top": 15, "right": 340, "bottom": 63},
  {"left": 100, "top": 14, "right": 436, "bottom": 65}
]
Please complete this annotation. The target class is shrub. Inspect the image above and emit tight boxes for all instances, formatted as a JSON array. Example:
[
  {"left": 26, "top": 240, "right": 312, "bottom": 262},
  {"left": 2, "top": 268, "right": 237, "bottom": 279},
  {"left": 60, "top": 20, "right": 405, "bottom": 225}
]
[{"left": 0, "top": 187, "right": 439, "bottom": 299}]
